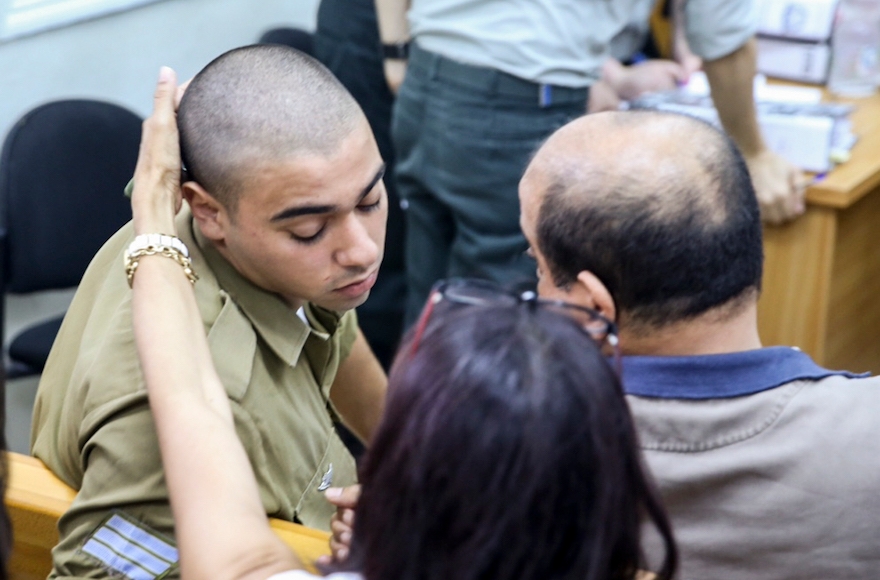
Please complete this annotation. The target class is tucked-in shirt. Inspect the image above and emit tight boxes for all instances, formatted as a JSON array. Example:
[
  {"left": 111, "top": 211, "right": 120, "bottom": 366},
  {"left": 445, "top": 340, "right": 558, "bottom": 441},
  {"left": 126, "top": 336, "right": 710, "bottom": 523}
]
[
  {"left": 31, "top": 206, "right": 359, "bottom": 580},
  {"left": 408, "top": 0, "right": 756, "bottom": 86},
  {"left": 624, "top": 347, "right": 880, "bottom": 579}
]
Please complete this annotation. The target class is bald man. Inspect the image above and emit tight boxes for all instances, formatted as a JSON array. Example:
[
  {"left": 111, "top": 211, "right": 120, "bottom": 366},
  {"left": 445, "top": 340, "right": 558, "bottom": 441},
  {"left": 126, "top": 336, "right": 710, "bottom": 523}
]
[
  {"left": 519, "top": 110, "right": 880, "bottom": 578},
  {"left": 31, "top": 45, "right": 387, "bottom": 580}
]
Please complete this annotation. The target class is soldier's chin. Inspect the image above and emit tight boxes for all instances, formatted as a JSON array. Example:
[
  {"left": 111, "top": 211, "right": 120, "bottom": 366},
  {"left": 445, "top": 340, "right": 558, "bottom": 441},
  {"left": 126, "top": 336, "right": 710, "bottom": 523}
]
[{"left": 314, "top": 289, "right": 372, "bottom": 313}]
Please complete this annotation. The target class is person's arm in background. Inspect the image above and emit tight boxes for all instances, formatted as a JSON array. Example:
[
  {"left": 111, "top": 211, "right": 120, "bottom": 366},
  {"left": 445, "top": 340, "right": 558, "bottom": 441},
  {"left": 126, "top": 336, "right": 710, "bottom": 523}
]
[
  {"left": 597, "top": 58, "right": 687, "bottom": 104},
  {"left": 375, "top": 0, "right": 411, "bottom": 93},
  {"left": 591, "top": 0, "right": 698, "bottom": 112},
  {"left": 671, "top": 0, "right": 702, "bottom": 77},
  {"left": 685, "top": 0, "right": 805, "bottom": 224},
  {"left": 703, "top": 38, "right": 805, "bottom": 224},
  {"left": 329, "top": 329, "right": 387, "bottom": 444},
  {"left": 131, "top": 66, "right": 301, "bottom": 580}
]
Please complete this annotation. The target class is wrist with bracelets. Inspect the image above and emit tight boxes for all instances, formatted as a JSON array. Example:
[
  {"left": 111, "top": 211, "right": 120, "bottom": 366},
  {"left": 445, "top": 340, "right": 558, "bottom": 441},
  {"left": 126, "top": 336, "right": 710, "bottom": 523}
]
[{"left": 124, "top": 233, "right": 199, "bottom": 287}]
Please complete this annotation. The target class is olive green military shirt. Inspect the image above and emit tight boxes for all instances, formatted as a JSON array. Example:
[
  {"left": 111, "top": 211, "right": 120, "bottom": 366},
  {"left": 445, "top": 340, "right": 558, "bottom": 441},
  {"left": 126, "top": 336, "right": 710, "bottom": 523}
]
[{"left": 31, "top": 207, "right": 358, "bottom": 580}]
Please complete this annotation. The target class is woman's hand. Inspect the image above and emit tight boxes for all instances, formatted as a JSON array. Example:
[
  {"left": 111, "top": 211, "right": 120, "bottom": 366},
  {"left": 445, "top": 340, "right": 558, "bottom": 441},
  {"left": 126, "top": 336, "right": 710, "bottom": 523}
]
[{"left": 131, "top": 66, "right": 184, "bottom": 236}]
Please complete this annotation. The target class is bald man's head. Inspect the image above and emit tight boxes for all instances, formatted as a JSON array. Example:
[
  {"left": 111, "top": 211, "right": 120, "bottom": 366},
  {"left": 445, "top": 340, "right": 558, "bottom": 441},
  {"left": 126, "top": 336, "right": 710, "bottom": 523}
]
[
  {"left": 523, "top": 111, "right": 763, "bottom": 329},
  {"left": 178, "top": 44, "right": 363, "bottom": 210}
]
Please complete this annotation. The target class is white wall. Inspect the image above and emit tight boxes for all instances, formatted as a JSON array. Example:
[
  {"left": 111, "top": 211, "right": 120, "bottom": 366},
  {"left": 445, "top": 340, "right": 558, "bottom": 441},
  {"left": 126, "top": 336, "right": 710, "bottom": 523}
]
[{"left": 0, "top": 0, "right": 320, "bottom": 138}]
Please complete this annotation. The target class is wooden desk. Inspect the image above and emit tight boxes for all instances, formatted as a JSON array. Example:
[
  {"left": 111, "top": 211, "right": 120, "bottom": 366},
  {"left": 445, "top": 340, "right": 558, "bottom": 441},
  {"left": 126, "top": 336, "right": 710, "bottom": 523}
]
[
  {"left": 758, "top": 91, "right": 880, "bottom": 373},
  {"left": 5, "top": 453, "right": 330, "bottom": 580}
]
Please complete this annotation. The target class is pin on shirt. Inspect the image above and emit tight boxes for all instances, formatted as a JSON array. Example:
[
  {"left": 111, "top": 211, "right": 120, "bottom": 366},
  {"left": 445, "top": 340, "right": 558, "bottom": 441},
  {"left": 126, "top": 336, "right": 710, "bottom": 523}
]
[{"left": 317, "top": 464, "right": 333, "bottom": 492}]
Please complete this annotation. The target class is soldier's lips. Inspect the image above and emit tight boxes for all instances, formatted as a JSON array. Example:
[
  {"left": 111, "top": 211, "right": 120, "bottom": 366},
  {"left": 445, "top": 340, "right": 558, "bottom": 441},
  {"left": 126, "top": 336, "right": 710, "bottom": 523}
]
[{"left": 334, "top": 271, "right": 378, "bottom": 298}]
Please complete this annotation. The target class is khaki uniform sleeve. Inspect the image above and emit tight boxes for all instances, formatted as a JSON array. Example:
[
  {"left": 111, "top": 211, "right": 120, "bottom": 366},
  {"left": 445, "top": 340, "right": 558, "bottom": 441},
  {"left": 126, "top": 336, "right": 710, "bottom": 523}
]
[{"left": 51, "top": 399, "right": 180, "bottom": 580}]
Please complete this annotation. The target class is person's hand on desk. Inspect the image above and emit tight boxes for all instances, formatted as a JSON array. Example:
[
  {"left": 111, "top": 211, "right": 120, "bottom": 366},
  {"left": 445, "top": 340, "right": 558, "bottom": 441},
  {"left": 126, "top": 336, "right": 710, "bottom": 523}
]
[{"left": 745, "top": 148, "right": 807, "bottom": 225}]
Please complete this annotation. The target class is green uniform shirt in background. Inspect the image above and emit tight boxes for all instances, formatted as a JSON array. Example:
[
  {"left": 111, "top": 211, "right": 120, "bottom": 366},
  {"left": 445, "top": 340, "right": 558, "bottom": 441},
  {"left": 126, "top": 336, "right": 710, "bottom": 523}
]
[{"left": 31, "top": 206, "right": 358, "bottom": 580}]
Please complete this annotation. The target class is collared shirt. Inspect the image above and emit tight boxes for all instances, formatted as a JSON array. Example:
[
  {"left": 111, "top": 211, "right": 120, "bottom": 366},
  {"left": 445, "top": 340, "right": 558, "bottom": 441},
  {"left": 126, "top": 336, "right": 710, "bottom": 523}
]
[
  {"left": 31, "top": 207, "right": 358, "bottom": 580},
  {"left": 408, "top": 0, "right": 756, "bottom": 87},
  {"left": 625, "top": 347, "right": 880, "bottom": 579},
  {"left": 622, "top": 345, "right": 867, "bottom": 399}
]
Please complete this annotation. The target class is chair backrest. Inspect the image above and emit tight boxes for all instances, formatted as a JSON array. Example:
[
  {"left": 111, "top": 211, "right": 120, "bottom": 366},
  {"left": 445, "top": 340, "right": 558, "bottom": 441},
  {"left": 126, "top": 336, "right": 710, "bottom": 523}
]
[
  {"left": 0, "top": 99, "right": 141, "bottom": 294},
  {"left": 258, "top": 27, "right": 314, "bottom": 55},
  {"left": 5, "top": 452, "right": 331, "bottom": 580}
]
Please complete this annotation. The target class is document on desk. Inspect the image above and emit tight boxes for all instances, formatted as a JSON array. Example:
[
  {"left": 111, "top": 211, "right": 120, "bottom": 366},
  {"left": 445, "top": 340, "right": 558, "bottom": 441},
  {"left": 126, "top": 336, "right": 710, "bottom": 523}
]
[{"left": 627, "top": 73, "right": 855, "bottom": 172}]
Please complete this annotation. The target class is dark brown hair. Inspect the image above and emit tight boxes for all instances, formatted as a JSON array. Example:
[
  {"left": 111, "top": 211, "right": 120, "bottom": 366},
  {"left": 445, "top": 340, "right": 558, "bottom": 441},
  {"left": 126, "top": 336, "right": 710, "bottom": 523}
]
[{"left": 337, "top": 303, "right": 676, "bottom": 580}]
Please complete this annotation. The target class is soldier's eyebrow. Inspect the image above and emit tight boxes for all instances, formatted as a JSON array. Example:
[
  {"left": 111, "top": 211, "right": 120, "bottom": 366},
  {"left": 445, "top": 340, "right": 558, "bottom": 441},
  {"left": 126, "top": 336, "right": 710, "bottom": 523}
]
[{"left": 270, "top": 164, "right": 386, "bottom": 222}]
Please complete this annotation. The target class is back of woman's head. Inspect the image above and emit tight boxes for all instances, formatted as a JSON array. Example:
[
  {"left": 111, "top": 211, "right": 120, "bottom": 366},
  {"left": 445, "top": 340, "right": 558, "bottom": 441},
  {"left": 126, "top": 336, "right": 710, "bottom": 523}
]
[{"left": 344, "top": 304, "right": 675, "bottom": 580}]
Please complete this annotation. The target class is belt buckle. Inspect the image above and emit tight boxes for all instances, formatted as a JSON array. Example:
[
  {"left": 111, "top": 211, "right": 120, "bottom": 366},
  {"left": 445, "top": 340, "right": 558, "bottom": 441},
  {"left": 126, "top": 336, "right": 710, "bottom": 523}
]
[{"left": 539, "top": 84, "right": 552, "bottom": 108}]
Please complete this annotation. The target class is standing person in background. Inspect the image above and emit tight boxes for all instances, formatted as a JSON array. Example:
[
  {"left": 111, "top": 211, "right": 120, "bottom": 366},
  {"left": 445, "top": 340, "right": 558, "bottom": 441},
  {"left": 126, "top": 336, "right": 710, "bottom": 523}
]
[
  {"left": 313, "top": 0, "right": 407, "bottom": 368},
  {"left": 378, "top": 0, "right": 807, "bottom": 325}
]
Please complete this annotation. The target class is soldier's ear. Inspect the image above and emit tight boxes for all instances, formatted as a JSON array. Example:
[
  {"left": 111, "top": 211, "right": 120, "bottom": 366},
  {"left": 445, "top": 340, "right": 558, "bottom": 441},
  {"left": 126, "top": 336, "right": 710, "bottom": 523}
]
[{"left": 183, "top": 182, "right": 228, "bottom": 243}]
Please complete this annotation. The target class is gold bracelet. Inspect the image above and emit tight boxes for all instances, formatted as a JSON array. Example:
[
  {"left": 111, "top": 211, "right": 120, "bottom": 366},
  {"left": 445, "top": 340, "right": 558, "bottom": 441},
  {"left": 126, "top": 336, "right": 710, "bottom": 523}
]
[{"left": 124, "top": 235, "right": 198, "bottom": 287}]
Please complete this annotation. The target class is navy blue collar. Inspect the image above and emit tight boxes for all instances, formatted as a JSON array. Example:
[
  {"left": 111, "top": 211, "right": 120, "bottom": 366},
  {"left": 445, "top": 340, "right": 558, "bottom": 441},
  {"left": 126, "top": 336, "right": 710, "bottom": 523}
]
[{"left": 622, "top": 346, "right": 869, "bottom": 399}]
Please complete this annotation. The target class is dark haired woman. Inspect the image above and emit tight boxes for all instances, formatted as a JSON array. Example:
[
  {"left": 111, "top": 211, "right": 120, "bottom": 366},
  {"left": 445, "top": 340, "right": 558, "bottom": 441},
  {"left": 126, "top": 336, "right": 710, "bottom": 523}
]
[{"left": 128, "top": 67, "right": 676, "bottom": 580}]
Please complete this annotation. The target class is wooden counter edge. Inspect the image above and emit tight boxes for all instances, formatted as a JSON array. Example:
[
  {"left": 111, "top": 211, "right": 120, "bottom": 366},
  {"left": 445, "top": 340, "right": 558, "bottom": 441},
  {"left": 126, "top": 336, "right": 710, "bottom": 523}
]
[
  {"left": 5, "top": 452, "right": 329, "bottom": 576},
  {"left": 5, "top": 452, "right": 660, "bottom": 579}
]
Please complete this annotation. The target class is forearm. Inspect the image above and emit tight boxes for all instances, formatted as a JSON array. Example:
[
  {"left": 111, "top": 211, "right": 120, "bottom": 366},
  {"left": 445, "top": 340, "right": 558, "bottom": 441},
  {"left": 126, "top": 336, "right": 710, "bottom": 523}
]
[
  {"left": 671, "top": 0, "right": 689, "bottom": 60},
  {"left": 703, "top": 38, "right": 806, "bottom": 223},
  {"left": 131, "top": 214, "right": 229, "bottom": 424},
  {"left": 131, "top": 223, "right": 298, "bottom": 580},
  {"left": 375, "top": 0, "right": 410, "bottom": 43},
  {"left": 130, "top": 67, "right": 300, "bottom": 579},
  {"left": 703, "top": 38, "right": 764, "bottom": 156},
  {"left": 329, "top": 330, "right": 387, "bottom": 443}
]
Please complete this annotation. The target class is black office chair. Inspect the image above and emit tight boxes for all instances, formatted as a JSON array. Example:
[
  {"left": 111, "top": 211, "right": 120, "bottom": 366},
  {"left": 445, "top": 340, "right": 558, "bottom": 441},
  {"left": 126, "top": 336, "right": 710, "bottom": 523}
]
[
  {"left": 0, "top": 99, "right": 142, "bottom": 378},
  {"left": 258, "top": 27, "right": 315, "bottom": 55}
]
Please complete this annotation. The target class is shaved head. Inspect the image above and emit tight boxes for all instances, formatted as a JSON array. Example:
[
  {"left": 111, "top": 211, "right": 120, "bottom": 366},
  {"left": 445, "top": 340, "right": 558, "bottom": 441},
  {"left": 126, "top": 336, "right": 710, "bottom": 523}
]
[
  {"left": 178, "top": 44, "right": 363, "bottom": 210},
  {"left": 524, "top": 111, "right": 763, "bottom": 328}
]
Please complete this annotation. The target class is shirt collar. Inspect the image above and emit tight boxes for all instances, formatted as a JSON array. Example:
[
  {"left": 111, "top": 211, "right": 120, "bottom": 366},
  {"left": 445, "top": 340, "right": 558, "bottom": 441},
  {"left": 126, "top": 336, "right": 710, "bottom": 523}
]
[
  {"left": 622, "top": 346, "right": 869, "bottom": 399},
  {"left": 189, "top": 216, "right": 342, "bottom": 367}
]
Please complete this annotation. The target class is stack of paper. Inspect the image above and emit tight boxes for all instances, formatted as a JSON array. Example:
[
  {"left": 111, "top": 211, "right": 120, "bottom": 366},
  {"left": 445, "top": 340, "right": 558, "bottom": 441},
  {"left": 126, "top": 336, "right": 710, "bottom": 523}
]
[
  {"left": 627, "top": 73, "right": 855, "bottom": 172},
  {"left": 755, "top": 0, "right": 839, "bottom": 84}
]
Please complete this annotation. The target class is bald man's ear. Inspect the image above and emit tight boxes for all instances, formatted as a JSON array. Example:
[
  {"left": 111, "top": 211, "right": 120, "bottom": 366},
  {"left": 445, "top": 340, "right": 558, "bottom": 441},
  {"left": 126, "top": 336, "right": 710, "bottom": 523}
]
[
  {"left": 568, "top": 271, "right": 617, "bottom": 323},
  {"left": 183, "top": 181, "right": 227, "bottom": 242}
]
